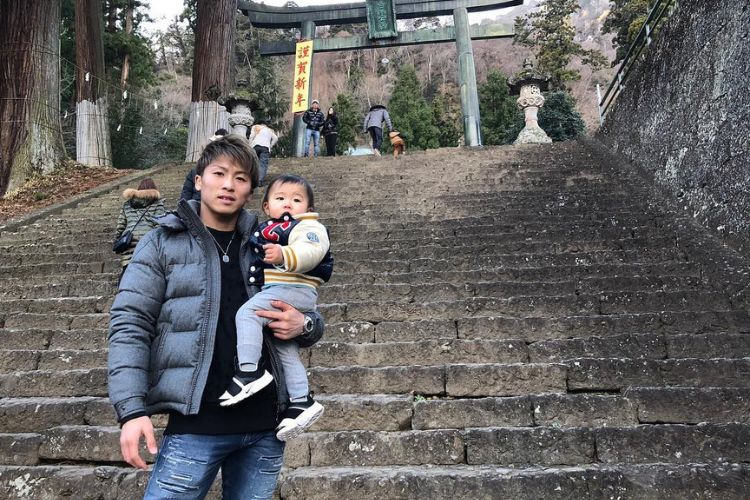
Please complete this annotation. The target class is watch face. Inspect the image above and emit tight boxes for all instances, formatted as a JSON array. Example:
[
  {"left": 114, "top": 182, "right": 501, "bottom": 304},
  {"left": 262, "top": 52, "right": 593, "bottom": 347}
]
[{"left": 304, "top": 316, "right": 314, "bottom": 332}]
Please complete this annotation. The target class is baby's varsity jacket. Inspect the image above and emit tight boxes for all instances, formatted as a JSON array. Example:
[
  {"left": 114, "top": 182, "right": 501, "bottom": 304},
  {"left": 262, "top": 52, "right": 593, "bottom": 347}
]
[{"left": 253, "top": 212, "right": 333, "bottom": 289}]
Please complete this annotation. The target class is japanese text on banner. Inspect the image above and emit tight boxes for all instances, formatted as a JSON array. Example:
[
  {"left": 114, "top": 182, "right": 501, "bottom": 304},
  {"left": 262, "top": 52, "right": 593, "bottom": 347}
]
[{"left": 292, "top": 40, "right": 314, "bottom": 113}]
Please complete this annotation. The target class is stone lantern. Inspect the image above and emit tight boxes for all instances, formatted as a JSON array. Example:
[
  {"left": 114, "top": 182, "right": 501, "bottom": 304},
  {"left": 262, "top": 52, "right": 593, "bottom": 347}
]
[
  {"left": 508, "top": 59, "right": 552, "bottom": 144},
  {"left": 218, "top": 80, "right": 259, "bottom": 138}
]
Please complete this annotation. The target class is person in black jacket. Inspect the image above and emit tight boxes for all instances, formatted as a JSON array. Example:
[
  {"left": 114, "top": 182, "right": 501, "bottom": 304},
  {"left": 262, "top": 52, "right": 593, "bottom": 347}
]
[
  {"left": 323, "top": 106, "right": 338, "bottom": 156},
  {"left": 180, "top": 128, "right": 228, "bottom": 201},
  {"left": 302, "top": 100, "right": 325, "bottom": 158}
]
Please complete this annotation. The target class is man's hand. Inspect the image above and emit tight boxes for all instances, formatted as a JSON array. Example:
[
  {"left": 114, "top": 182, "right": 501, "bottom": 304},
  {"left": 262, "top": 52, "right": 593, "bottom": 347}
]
[
  {"left": 256, "top": 300, "right": 305, "bottom": 340},
  {"left": 120, "top": 416, "right": 157, "bottom": 470},
  {"left": 262, "top": 244, "right": 284, "bottom": 265}
]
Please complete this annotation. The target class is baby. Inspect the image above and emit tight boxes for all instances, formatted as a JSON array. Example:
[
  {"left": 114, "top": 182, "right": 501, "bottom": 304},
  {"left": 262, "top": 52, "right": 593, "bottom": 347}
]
[{"left": 220, "top": 174, "right": 333, "bottom": 441}]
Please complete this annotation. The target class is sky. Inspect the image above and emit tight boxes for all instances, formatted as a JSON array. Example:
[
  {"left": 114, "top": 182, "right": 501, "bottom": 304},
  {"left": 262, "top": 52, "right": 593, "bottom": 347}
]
[{"left": 143, "top": 0, "right": 526, "bottom": 34}]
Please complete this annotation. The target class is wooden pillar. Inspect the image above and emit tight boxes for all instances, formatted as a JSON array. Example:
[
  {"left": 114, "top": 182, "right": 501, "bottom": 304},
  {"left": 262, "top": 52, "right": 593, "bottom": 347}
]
[
  {"left": 185, "top": 0, "right": 236, "bottom": 162},
  {"left": 293, "top": 20, "right": 315, "bottom": 157},
  {"left": 453, "top": 7, "right": 481, "bottom": 147},
  {"left": 75, "top": 0, "right": 112, "bottom": 167}
]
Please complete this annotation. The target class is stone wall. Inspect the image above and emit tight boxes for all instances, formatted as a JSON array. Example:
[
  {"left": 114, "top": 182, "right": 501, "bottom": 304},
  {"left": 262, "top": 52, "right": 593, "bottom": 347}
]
[{"left": 598, "top": 1, "right": 750, "bottom": 255}]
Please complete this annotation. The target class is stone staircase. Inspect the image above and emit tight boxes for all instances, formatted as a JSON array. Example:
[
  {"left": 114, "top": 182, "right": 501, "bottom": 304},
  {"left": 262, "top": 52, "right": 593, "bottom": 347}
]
[{"left": 1, "top": 141, "right": 749, "bottom": 499}]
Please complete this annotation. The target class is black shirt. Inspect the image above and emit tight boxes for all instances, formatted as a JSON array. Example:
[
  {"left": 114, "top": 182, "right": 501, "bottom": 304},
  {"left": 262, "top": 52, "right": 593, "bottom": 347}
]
[{"left": 165, "top": 227, "right": 278, "bottom": 435}]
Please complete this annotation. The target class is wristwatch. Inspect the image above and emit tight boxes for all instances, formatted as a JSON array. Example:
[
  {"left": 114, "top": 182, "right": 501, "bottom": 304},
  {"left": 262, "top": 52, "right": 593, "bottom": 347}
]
[{"left": 303, "top": 314, "right": 315, "bottom": 334}]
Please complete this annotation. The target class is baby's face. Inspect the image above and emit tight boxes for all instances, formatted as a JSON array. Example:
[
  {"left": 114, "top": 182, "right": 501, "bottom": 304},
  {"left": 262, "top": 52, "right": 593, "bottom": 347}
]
[{"left": 263, "top": 182, "right": 310, "bottom": 219}]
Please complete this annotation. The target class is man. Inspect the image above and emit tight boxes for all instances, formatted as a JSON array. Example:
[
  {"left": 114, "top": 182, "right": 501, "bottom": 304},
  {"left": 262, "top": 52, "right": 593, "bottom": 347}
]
[
  {"left": 108, "top": 134, "right": 324, "bottom": 499},
  {"left": 362, "top": 104, "right": 392, "bottom": 157},
  {"left": 302, "top": 99, "right": 325, "bottom": 158},
  {"left": 248, "top": 121, "right": 278, "bottom": 186}
]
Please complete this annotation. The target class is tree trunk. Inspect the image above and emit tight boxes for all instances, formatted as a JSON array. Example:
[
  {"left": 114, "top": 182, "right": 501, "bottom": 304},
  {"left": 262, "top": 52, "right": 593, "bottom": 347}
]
[
  {"left": 120, "top": 2, "right": 133, "bottom": 88},
  {"left": 0, "top": 0, "right": 66, "bottom": 197},
  {"left": 186, "top": 0, "right": 236, "bottom": 162},
  {"left": 75, "top": 0, "right": 112, "bottom": 166}
]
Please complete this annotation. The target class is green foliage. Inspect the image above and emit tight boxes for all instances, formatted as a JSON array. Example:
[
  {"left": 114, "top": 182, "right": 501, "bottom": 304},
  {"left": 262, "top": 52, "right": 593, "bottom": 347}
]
[
  {"left": 331, "top": 93, "right": 359, "bottom": 155},
  {"left": 479, "top": 70, "right": 523, "bottom": 145},
  {"left": 431, "top": 87, "right": 462, "bottom": 148},
  {"left": 602, "top": 0, "right": 659, "bottom": 66},
  {"left": 536, "top": 90, "right": 586, "bottom": 141},
  {"left": 109, "top": 103, "right": 188, "bottom": 168},
  {"left": 387, "top": 65, "right": 440, "bottom": 151},
  {"left": 514, "top": 0, "right": 607, "bottom": 89}
]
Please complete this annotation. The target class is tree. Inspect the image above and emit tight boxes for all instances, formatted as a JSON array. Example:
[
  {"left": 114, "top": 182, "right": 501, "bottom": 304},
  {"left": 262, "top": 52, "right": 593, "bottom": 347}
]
[
  {"left": 331, "top": 93, "right": 359, "bottom": 155},
  {"left": 514, "top": 0, "right": 607, "bottom": 89},
  {"left": 479, "top": 70, "right": 522, "bottom": 145},
  {"left": 186, "top": 0, "right": 237, "bottom": 161},
  {"left": 431, "top": 84, "right": 463, "bottom": 148},
  {"left": 602, "top": 0, "right": 652, "bottom": 66},
  {"left": 388, "top": 65, "right": 439, "bottom": 151},
  {"left": 0, "top": 0, "right": 66, "bottom": 196},
  {"left": 75, "top": 0, "right": 113, "bottom": 166}
]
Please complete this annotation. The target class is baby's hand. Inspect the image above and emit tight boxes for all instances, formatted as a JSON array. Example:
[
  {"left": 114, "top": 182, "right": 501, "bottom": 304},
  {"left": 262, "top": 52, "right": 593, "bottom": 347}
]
[{"left": 262, "top": 244, "right": 284, "bottom": 265}]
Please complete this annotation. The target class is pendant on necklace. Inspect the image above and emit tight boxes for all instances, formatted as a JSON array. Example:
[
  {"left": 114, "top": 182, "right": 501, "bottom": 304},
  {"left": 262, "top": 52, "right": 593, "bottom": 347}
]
[{"left": 222, "top": 255, "right": 230, "bottom": 263}]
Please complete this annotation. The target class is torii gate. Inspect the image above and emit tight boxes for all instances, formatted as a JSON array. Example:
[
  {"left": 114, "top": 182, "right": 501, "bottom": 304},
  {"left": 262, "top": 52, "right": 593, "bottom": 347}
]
[{"left": 239, "top": 0, "right": 522, "bottom": 156}]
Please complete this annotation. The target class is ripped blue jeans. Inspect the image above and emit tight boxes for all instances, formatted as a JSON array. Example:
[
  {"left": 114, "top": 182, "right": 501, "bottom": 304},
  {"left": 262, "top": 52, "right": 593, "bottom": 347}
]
[{"left": 144, "top": 431, "right": 285, "bottom": 499}]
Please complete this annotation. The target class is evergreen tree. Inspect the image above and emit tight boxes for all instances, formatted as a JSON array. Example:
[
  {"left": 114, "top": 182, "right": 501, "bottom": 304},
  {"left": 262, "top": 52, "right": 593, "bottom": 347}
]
[
  {"left": 431, "top": 85, "right": 462, "bottom": 148},
  {"left": 388, "top": 65, "right": 439, "bottom": 151},
  {"left": 331, "top": 93, "right": 359, "bottom": 155},
  {"left": 514, "top": 0, "right": 607, "bottom": 89},
  {"left": 537, "top": 90, "right": 585, "bottom": 141},
  {"left": 479, "top": 70, "right": 522, "bottom": 145},
  {"left": 603, "top": 0, "right": 668, "bottom": 66}
]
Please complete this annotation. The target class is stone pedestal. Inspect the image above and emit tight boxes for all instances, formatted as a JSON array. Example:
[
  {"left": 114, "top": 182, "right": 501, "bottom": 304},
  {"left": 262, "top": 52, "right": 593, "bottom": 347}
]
[
  {"left": 514, "top": 84, "right": 551, "bottom": 144},
  {"left": 227, "top": 101, "right": 254, "bottom": 138},
  {"left": 508, "top": 59, "right": 552, "bottom": 145}
]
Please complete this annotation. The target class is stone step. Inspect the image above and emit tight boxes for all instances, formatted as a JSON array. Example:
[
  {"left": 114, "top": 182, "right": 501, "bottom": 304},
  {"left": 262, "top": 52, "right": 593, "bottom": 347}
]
[
  {"left": 0, "top": 233, "right": 677, "bottom": 261},
  {"left": 0, "top": 236, "right": 682, "bottom": 267},
  {"left": 0, "top": 349, "right": 108, "bottom": 373},
  {"left": 278, "top": 463, "right": 750, "bottom": 500},
  {"left": 0, "top": 261, "right": 116, "bottom": 278},
  {"left": 307, "top": 333, "right": 676, "bottom": 368},
  {"left": 0, "top": 211, "right": 671, "bottom": 243},
  {"left": 3, "top": 389, "right": 748, "bottom": 439},
  {"left": 282, "top": 423, "right": 750, "bottom": 468},
  {"left": 6, "top": 422, "right": 747, "bottom": 470},
  {"left": 330, "top": 262, "right": 702, "bottom": 286},
  {"left": 567, "top": 357, "right": 750, "bottom": 391},
  {"left": 334, "top": 250, "right": 688, "bottom": 275},
  {"left": 319, "top": 291, "right": 730, "bottom": 323},
  {"left": 320, "top": 275, "right": 706, "bottom": 303},
  {"left": 0, "top": 279, "right": 116, "bottom": 300},
  {"left": 325, "top": 310, "right": 750, "bottom": 344},
  {"left": 2, "top": 312, "right": 109, "bottom": 331},
  {"left": 0, "top": 329, "right": 108, "bottom": 350},
  {"left": 2, "top": 297, "right": 110, "bottom": 315}
]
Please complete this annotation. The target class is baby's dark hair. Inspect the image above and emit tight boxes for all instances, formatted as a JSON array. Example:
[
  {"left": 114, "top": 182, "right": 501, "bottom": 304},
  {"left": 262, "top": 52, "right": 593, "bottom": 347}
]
[
  {"left": 263, "top": 174, "right": 315, "bottom": 211},
  {"left": 196, "top": 134, "right": 259, "bottom": 191}
]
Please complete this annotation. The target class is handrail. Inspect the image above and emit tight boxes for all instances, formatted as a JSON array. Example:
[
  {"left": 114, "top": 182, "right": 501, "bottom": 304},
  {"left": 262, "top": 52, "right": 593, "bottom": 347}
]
[{"left": 598, "top": 0, "right": 677, "bottom": 123}]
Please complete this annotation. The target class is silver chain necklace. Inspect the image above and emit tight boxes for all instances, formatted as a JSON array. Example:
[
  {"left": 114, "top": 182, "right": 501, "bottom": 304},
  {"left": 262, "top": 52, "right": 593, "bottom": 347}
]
[{"left": 207, "top": 230, "right": 236, "bottom": 263}]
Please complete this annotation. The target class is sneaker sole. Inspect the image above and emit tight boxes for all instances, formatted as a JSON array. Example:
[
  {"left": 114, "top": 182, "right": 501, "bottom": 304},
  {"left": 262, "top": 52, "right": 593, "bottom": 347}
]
[
  {"left": 219, "top": 371, "right": 274, "bottom": 407},
  {"left": 276, "top": 402, "right": 325, "bottom": 442}
]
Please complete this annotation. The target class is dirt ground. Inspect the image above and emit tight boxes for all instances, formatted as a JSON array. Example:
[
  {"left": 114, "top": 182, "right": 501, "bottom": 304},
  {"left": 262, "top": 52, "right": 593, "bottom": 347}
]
[{"left": 0, "top": 162, "right": 135, "bottom": 223}]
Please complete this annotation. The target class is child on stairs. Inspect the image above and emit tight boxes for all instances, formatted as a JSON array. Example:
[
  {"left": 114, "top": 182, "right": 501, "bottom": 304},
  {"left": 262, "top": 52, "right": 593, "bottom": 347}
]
[{"left": 219, "top": 174, "right": 334, "bottom": 441}]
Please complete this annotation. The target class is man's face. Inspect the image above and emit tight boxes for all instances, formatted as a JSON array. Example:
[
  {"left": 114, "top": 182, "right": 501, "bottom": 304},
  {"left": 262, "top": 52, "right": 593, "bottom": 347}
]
[
  {"left": 312, "top": 102, "right": 319, "bottom": 111},
  {"left": 195, "top": 155, "right": 252, "bottom": 228}
]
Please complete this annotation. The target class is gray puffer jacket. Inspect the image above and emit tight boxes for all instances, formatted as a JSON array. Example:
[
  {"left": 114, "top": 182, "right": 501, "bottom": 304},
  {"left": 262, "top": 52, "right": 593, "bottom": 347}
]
[
  {"left": 115, "top": 188, "right": 167, "bottom": 267},
  {"left": 362, "top": 105, "right": 392, "bottom": 132},
  {"left": 108, "top": 200, "right": 324, "bottom": 423}
]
